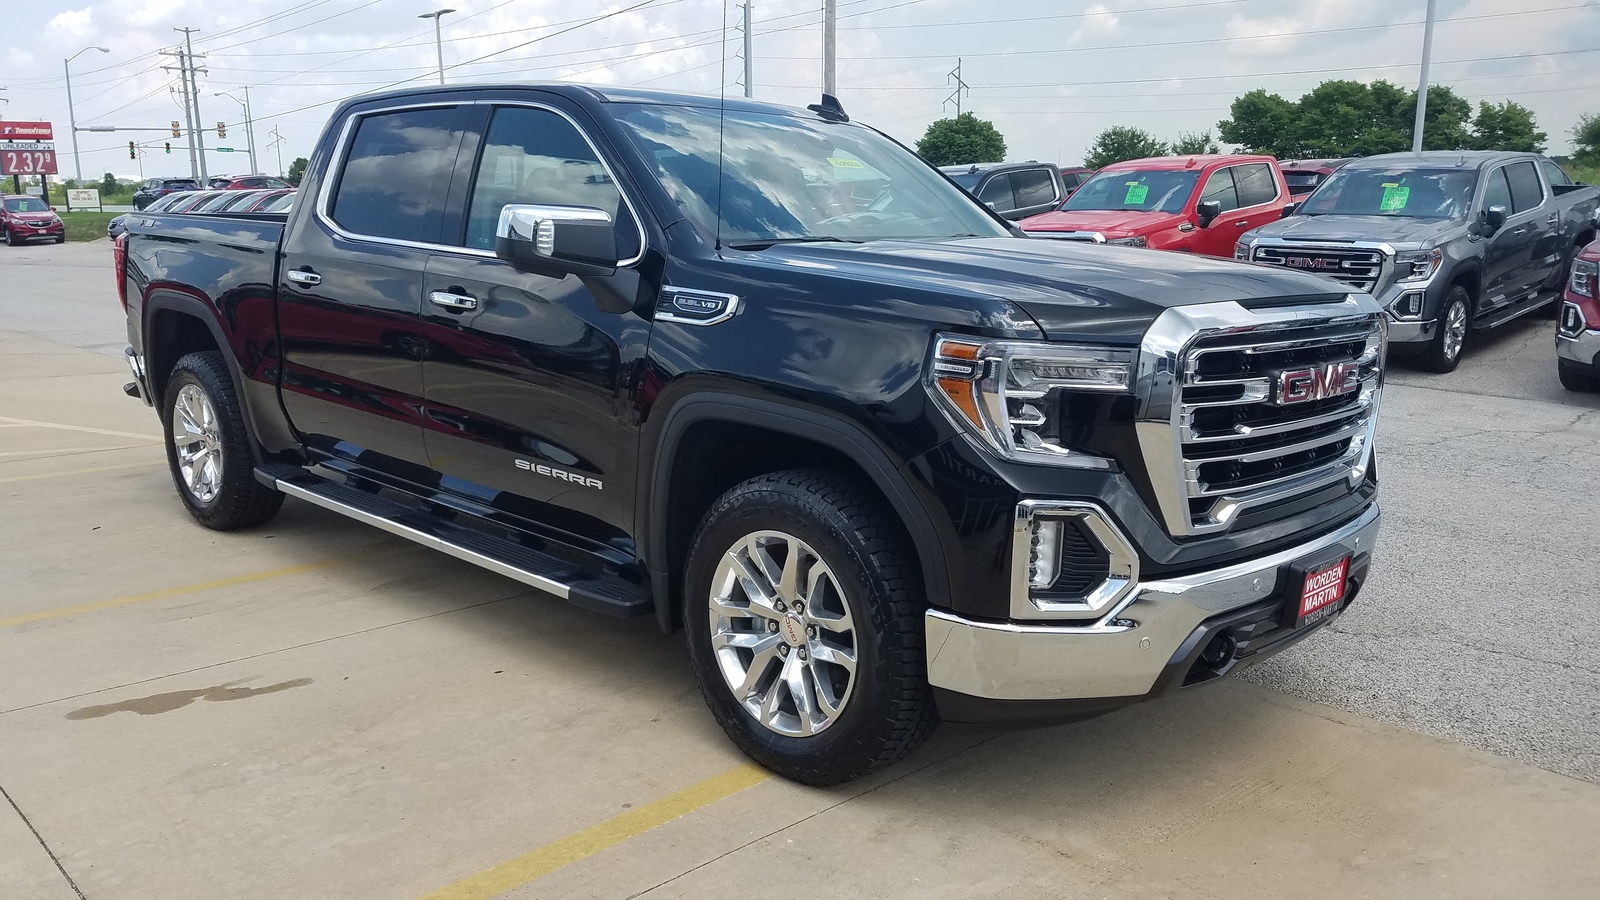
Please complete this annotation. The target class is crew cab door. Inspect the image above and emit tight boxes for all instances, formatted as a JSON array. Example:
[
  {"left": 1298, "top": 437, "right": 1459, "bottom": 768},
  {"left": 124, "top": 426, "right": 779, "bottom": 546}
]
[
  {"left": 417, "top": 100, "right": 649, "bottom": 549},
  {"left": 276, "top": 103, "right": 470, "bottom": 477},
  {"left": 1191, "top": 166, "right": 1241, "bottom": 257},
  {"left": 1479, "top": 163, "right": 1539, "bottom": 309}
]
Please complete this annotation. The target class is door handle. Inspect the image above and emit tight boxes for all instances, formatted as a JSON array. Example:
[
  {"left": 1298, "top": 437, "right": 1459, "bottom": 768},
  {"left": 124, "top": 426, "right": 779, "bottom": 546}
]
[
  {"left": 429, "top": 290, "right": 478, "bottom": 311},
  {"left": 1235, "top": 220, "right": 1250, "bottom": 227},
  {"left": 286, "top": 268, "right": 321, "bottom": 287}
]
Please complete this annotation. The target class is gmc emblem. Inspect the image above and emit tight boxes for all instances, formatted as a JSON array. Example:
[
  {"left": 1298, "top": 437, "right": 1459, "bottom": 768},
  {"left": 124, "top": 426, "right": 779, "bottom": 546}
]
[
  {"left": 1274, "top": 361, "right": 1361, "bottom": 405},
  {"left": 1282, "top": 257, "right": 1340, "bottom": 270}
]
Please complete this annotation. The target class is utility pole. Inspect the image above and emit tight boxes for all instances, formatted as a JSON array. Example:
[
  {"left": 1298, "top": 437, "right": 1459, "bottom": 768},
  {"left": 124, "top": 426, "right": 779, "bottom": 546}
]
[
  {"left": 177, "top": 28, "right": 209, "bottom": 181},
  {"left": 161, "top": 52, "right": 200, "bottom": 180},
  {"left": 945, "top": 58, "right": 969, "bottom": 116},
  {"left": 822, "top": 0, "right": 836, "bottom": 97},
  {"left": 418, "top": 9, "right": 456, "bottom": 85},
  {"left": 1411, "top": 0, "right": 1438, "bottom": 153},
  {"left": 740, "top": 2, "right": 753, "bottom": 98},
  {"left": 268, "top": 127, "right": 286, "bottom": 178}
]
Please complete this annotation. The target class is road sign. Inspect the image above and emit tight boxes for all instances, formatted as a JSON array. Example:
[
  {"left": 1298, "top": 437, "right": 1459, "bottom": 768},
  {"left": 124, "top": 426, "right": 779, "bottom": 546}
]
[
  {"left": 1, "top": 148, "right": 58, "bottom": 176},
  {"left": 0, "top": 121, "right": 54, "bottom": 140},
  {"left": 68, "top": 189, "right": 102, "bottom": 211},
  {"left": 216, "top": 147, "right": 235, "bottom": 153},
  {"left": 0, "top": 141, "right": 56, "bottom": 152}
]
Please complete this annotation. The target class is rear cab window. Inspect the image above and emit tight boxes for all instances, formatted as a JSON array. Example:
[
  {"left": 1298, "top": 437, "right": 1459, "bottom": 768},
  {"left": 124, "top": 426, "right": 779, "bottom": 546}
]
[
  {"left": 1009, "top": 167, "right": 1058, "bottom": 208},
  {"left": 1504, "top": 161, "right": 1544, "bottom": 214},
  {"left": 1233, "top": 163, "right": 1280, "bottom": 207}
]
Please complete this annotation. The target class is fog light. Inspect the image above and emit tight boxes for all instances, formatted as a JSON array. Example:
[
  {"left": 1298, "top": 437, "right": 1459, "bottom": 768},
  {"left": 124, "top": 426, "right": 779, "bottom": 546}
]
[
  {"left": 1560, "top": 302, "right": 1587, "bottom": 338},
  {"left": 1028, "top": 519, "right": 1064, "bottom": 589},
  {"left": 1394, "top": 292, "right": 1424, "bottom": 319}
]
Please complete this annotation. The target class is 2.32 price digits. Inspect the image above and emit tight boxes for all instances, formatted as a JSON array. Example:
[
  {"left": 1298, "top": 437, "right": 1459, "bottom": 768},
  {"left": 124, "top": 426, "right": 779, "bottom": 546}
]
[{"left": 1, "top": 150, "right": 59, "bottom": 176}]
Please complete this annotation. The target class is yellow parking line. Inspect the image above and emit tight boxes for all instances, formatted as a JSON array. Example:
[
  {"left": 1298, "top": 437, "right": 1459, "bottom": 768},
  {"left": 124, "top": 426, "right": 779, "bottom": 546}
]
[
  {"left": 0, "top": 548, "right": 406, "bottom": 630},
  {"left": 0, "top": 460, "right": 165, "bottom": 484},
  {"left": 0, "top": 416, "right": 161, "bottom": 441},
  {"left": 416, "top": 763, "right": 771, "bottom": 900}
]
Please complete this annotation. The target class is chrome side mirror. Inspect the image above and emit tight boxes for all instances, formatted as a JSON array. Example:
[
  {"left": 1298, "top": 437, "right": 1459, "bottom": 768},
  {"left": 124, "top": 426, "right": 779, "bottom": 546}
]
[
  {"left": 1482, "top": 205, "right": 1507, "bottom": 234},
  {"left": 495, "top": 204, "right": 619, "bottom": 277}
]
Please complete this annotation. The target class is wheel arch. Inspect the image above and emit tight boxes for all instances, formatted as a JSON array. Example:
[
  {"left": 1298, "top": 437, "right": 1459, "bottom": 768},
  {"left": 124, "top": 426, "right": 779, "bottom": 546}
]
[{"left": 640, "top": 393, "right": 954, "bottom": 634}]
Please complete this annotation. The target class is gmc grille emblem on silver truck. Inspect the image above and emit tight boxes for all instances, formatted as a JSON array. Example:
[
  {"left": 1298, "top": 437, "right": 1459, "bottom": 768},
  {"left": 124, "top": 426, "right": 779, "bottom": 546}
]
[
  {"left": 515, "top": 458, "right": 603, "bottom": 490},
  {"left": 1274, "top": 361, "right": 1361, "bottom": 405},
  {"left": 1282, "top": 257, "right": 1341, "bottom": 270}
]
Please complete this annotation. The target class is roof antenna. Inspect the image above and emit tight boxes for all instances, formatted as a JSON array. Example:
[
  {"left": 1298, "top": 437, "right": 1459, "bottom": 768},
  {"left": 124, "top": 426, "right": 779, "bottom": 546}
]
[{"left": 808, "top": 94, "right": 849, "bottom": 122}]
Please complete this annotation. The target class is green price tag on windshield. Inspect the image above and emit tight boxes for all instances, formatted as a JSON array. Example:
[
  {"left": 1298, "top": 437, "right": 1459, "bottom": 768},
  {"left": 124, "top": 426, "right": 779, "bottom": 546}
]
[
  {"left": 1380, "top": 183, "right": 1409, "bottom": 211},
  {"left": 828, "top": 157, "right": 864, "bottom": 169},
  {"left": 1124, "top": 182, "right": 1149, "bottom": 205}
]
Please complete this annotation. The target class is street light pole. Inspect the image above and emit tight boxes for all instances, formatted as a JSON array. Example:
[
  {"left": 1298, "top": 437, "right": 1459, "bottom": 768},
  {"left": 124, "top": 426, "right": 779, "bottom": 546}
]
[
  {"left": 418, "top": 9, "right": 456, "bottom": 85},
  {"left": 65, "top": 46, "right": 111, "bottom": 201},
  {"left": 215, "top": 88, "right": 259, "bottom": 175},
  {"left": 1411, "top": 0, "right": 1438, "bottom": 153}
]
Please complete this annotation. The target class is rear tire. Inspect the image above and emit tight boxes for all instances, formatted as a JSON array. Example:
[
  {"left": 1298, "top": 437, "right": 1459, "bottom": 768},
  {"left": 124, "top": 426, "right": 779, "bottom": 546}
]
[
  {"left": 683, "top": 469, "right": 937, "bottom": 786},
  {"left": 161, "top": 351, "right": 284, "bottom": 530},
  {"left": 1421, "top": 285, "right": 1471, "bottom": 373}
]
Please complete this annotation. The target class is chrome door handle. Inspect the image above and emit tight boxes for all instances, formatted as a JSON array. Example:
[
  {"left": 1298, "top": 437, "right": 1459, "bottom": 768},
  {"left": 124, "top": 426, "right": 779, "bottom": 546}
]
[
  {"left": 429, "top": 290, "right": 478, "bottom": 311},
  {"left": 1235, "top": 220, "right": 1249, "bottom": 227},
  {"left": 286, "top": 269, "right": 321, "bottom": 286}
]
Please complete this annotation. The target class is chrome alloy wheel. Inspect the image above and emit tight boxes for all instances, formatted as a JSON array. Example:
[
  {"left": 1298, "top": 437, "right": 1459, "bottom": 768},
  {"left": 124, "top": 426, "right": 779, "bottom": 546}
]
[
  {"left": 708, "top": 531, "right": 859, "bottom": 737},
  {"left": 1443, "top": 299, "right": 1468, "bottom": 362},
  {"left": 171, "top": 383, "right": 224, "bottom": 503}
]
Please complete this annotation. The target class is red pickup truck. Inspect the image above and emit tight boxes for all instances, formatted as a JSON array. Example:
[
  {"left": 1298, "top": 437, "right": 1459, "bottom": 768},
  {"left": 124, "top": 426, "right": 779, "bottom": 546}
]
[{"left": 1018, "top": 154, "right": 1291, "bottom": 258}]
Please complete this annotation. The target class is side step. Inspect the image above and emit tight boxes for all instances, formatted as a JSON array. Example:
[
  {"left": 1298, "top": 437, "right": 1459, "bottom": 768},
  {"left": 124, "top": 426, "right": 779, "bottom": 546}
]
[
  {"left": 255, "top": 464, "right": 652, "bottom": 618},
  {"left": 1477, "top": 290, "right": 1558, "bottom": 330}
]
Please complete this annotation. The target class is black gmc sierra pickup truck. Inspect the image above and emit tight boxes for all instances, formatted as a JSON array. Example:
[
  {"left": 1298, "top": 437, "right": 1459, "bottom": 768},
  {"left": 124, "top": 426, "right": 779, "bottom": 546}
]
[{"left": 117, "top": 84, "right": 1385, "bottom": 785}]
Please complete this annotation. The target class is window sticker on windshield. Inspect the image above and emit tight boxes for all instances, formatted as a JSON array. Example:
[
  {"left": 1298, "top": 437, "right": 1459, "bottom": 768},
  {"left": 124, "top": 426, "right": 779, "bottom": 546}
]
[
  {"left": 1124, "top": 182, "right": 1149, "bottom": 205},
  {"left": 828, "top": 157, "right": 865, "bottom": 169},
  {"left": 1380, "top": 183, "right": 1409, "bottom": 211}
]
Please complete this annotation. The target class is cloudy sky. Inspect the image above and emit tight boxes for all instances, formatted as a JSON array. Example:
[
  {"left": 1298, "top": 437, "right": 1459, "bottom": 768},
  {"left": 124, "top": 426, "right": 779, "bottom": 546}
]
[{"left": 3, "top": 0, "right": 1597, "bottom": 183}]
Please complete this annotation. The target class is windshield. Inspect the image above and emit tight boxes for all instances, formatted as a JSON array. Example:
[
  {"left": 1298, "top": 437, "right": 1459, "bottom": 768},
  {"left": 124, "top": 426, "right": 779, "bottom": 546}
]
[
  {"left": 1059, "top": 169, "right": 1200, "bottom": 214},
  {"left": 943, "top": 170, "right": 982, "bottom": 190},
  {"left": 1284, "top": 173, "right": 1323, "bottom": 188},
  {"left": 5, "top": 197, "right": 50, "bottom": 213},
  {"left": 1300, "top": 168, "right": 1476, "bottom": 219},
  {"left": 613, "top": 104, "right": 1008, "bottom": 244},
  {"left": 164, "top": 180, "right": 198, "bottom": 190}
]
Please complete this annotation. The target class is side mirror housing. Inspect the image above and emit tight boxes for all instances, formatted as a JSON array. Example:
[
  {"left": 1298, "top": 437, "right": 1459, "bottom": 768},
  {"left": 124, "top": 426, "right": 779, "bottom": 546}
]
[
  {"left": 1280, "top": 202, "right": 1300, "bottom": 219},
  {"left": 1482, "top": 205, "right": 1507, "bottom": 234},
  {"left": 495, "top": 204, "right": 619, "bottom": 278},
  {"left": 1195, "top": 200, "right": 1221, "bottom": 227}
]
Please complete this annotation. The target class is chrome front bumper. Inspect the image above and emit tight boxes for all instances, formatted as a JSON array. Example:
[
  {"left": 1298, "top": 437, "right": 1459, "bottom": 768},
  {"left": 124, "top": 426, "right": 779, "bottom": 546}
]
[
  {"left": 925, "top": 503, "right": 1380, "bottom": 702},
  {"left": 1556, "top": 327, "right": 1600, "bottom": 367},
  {"left": 1386, "top": 317, "right": 1436, "bottom": 345}
]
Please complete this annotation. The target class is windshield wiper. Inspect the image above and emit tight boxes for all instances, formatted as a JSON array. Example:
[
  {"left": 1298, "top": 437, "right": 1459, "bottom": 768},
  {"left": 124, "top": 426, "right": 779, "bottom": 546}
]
[{"left": 724, "top": 236, "right": 863, "bottom": 250}]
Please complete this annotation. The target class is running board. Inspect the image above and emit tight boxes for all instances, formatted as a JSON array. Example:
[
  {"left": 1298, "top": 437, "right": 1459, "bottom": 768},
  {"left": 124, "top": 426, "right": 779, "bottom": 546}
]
[
  {"left": 1477, "top": 291, "right": 1558, "bottom": 330},
  {"left": 255, "top": 464, "right": 652, "bottom": 618}
]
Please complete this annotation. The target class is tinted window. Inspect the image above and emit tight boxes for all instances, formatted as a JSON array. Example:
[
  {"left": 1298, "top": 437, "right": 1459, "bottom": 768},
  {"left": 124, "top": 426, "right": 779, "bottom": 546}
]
[
  {"left": 463, "top": 106, "right": 627, "bottom": 252},
  {"left": 1505, "top": 161, "right": 1543, "bottom": 213},
  {"left": 1010, "top": 167, "right": 1057, "bottom": 208},
  {"left": 977, "top": 173, "right": 1014, "bottom": 209},
  {"left": 945, "top": 170, "right": 981, "bottom": 190},
  {"left": 1200, "top": 168, "right": 1240, "bottom": 212},
  {"left": 261, "top": 192, "right": 295, "bottom": 212},
  {"left": 1541, "top": 159, "right": 1573, "bottom": 186},
  {"left": 1480, "top": 168, "right": 1512, "bottom": 212},
  {"left": 163, "top": 179, "right": 198, "bottom": 190},
  {"left": 1302, "top": 168, "right": 1477, "bottom": 219},
  {"left": 1061, "top": 169, "right": 1201, "bottom": 214},
  {"left": 1061, "top": 171, "right": 1088, "bottom": 190},
  {"left": 331, "top": 106, "right": 461, "bottom": 243},
  {"left": 1234, "top": 163, "right": 1278, "bottom": 206},
  {"left": 1284, "top": 172, "right": 1322, "bottom": 188}
]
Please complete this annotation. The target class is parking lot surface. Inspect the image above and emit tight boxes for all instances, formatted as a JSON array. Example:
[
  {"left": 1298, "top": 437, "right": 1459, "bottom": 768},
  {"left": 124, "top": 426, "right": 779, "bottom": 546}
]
[{"left": 3, "top": 240, "right": 1598, "bottom": 898}]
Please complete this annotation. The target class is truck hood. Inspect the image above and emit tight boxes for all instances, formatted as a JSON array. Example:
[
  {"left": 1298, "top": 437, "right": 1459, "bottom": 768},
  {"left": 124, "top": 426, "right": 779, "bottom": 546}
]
[
  {"left": 1017, "top": 208, "right": 1183, "bottom": 237},
  {"left": 1251, "top": 214, "right": 1463, "bottom": 248},
  {"left": 747, "top": 238, "right": 1348, "bottom": 343}
]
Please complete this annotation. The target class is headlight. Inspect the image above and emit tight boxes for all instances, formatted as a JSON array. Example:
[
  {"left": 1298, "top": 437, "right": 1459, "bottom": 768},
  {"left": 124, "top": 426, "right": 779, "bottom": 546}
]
[
  {"left": 926, "top": 335, "right": 1130, "bottom": 469},
  {"left": 1106, "top": 235, "right": 1147, "bottom": 248},
  {"left": 1570, "top": 259, "right": 1597, "bottom": 298},
  {"left": 1395, "top": 248, "right": 1442, "bottom": 283},
  {"left": 1234, "top": 241, "right": 1252, "bottom": 261}
]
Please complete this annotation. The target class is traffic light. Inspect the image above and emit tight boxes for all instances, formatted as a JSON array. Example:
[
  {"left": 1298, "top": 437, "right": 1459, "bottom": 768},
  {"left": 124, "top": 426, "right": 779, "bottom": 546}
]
[
  {"left": 128, "top": 141, "right": 136, "bottom": 160},
  {"left": 171, "top": 120, "right": 181, "bottom": 138},
  {"left": 165, "top": 142, "right": 172, "bottom": 155},
  {"left": 218, "top": 121, "right": 226, "bottom": 139}
]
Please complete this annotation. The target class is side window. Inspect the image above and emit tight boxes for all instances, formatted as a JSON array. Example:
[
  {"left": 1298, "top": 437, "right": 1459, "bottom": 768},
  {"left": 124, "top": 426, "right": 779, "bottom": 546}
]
[
  {"left": 1234, "top": 163, "right": 1279, "bottom": 207},
  {"left": 977, "top": 173, "right": 1014, "bottom": 211},
  {"left": 329, "top": 106, "right": 461, "bottom": 243},
  {"left": 1541, "top": 159, "right": 1572, "bottom": 186},
  {"left": 1200, "top": 168, "right": 1240, "bottom": 212},
  {"left": 463, "top": 106, "right": 628, "bottom": 252},
  {"left": 1011, "top": 167, "right": 1057, "bottom": 208},
  {"left": 1481, "top": 167, "right": 1512, "bottom": 212},
  {"left": 1505, "top": 161, "right": 1543, "bottom": 213}
]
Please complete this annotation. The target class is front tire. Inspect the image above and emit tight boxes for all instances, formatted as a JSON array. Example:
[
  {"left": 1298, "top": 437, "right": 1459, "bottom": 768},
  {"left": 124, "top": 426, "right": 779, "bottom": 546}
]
[
  {"left": 684, "top": 470, "right": 937, "bottom": 785},
  {"left": 1422, "top": 285, "right": 1471, "bottom": 373},
  {"left": 1558, "top": 361, "right": 1600, "bottom": 392},
  {"left": 161, "top": 352, "right": 284, "bottom": 530}
]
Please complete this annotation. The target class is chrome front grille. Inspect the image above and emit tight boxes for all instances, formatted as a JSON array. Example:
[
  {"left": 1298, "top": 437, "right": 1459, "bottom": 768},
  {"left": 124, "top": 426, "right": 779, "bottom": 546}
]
[
  {"left": 1136, "top": 297, "right": 1386, "bottom": 537},
  {"left": 1250, "top": 244, "right": 1386, "bottom": 293}
]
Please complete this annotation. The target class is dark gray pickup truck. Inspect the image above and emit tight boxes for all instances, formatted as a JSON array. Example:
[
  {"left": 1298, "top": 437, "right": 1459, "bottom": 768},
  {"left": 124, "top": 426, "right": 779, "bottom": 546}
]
[{"left": 1238, "top": 151, "right": 1600, "bottom": 372}]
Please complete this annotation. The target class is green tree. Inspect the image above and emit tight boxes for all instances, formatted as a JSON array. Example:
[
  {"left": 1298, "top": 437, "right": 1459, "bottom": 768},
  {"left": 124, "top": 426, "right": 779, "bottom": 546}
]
[
  {"left": 1569, "top": 113, "right": 1600, "bottom": 166},
  {"left": 287, "top": 157, "right": 309, "bottom": 185},
  {"left": 1218, "top": 89, "right": 1300, "bottom": 156},
  {"left": 100, "top": 173, "right": 118, "bottom": 195},
  {"left": 1084, "top": 126, "right": 1168, "bottom": 169},
  {"left": 1470, "top": 101, "right": 1547, "bottom": 152},
  {"left": 915, "top": 113, "right": 1006, "bottom": 167},
  {"left": 1171, "top": 131, "right": 1220, "bottom": 155},
  {"left": 1417, "top": 84, "right": 1473, "bottom": 151}
]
